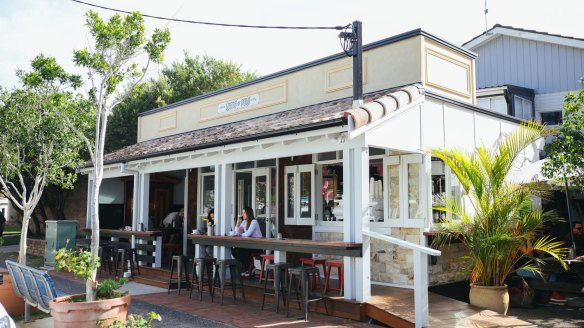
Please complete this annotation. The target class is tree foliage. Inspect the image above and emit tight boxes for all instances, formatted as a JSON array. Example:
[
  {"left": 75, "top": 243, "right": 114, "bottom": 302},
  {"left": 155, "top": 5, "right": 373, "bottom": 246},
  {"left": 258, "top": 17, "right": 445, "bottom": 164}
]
[
  {"left": 0, "top": 55, "right": 92, "bottom": 264},
  {"left": 71, "top": 10, "right": 170, "bottom": 301},
  {"left": 431, "top": 121, "right": 566, "bottom": 286},
  {"left": 106, "top": 53, "right": 257, "bottom": 151},
  {"left": 542, "top": 87, "right": 584, "bottom": 191}
]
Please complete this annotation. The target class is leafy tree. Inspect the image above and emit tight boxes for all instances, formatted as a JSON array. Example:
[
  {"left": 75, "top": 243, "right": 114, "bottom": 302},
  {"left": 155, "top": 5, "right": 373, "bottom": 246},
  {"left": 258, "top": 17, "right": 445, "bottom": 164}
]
[
  {"left": 66, "top": 10, "right": 170, "bottom": 301},
  {"left": 0, "top": 55, "right": 92, "bottom": 264},
  {"left": 431, "top": 121, "right": 566, "bottom": 287},
  {"left": 542, "top": 87, "right": 584, "bottom": 192},
  {"left": 106, "top": 53, "right": 257, "bottom": 151}
]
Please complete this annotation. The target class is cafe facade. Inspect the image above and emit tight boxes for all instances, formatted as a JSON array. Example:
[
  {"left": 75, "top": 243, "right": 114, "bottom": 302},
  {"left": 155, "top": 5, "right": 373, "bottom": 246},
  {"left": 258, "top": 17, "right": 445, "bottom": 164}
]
[{"left": 83, "top": 28, "right": 538, "bottom": 302}]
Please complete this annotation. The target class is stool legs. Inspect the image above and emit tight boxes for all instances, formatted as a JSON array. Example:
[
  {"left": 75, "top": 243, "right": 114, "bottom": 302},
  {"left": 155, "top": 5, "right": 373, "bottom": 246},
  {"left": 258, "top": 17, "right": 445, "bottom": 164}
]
[{"left": 189, "top": 260, "right": 200, "bottom": 298}]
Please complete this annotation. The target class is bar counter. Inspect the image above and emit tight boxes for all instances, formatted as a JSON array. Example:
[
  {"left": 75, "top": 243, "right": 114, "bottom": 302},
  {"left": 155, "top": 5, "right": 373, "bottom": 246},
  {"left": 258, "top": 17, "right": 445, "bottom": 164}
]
[{"left": 188, "top": 234, "right": 362, "bottom": 257}]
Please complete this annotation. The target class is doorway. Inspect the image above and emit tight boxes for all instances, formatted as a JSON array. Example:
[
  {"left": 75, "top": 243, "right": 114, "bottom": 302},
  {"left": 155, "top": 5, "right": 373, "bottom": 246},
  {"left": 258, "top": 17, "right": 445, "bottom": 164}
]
[{"left": 234, "top": 169, "right": 275, "bottom": 238}]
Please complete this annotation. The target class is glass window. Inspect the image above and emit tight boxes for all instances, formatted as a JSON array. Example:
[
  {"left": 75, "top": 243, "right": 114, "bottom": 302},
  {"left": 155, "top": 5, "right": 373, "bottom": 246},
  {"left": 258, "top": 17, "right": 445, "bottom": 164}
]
[
  {"left": 317, "top": 152, "right": 336, "bottom": 161},
  {"left": 514, "top": 96, "right": 533, "bottom": 120},
  {"left": 257, "top": 159, "right": 276, "bottom": 168},
  {"left": 201, "top": 175, "right": 215, "bottom": 217},
  {"left": 200, "top": 166, "right": 215, "bottom": 174},
  {"left": 491, "top": 96, "right": 508, "bottom": 115},
  {"left": 408, "top": 163, "right": 421, "bottom": 219},
  {"left": 299, "top": 171, "right": 312, "bottom": 218},
  {"left": 286, "top": 172, "right": 295, "bottom": 218},
  {"left": 254, "top": 175, "right": 267, "bottom": 217},
  {"left": 387, "top": 164, "right": 400, "bottom": 219},
  {"left": 369, "top": 147, "right": 386, "bottom": 156},
  {"left": 540, "top": 111, "right": 563, "bottom": 125},
  {"left": 236, "top": 161, "right": 254, "bottom": 170}
]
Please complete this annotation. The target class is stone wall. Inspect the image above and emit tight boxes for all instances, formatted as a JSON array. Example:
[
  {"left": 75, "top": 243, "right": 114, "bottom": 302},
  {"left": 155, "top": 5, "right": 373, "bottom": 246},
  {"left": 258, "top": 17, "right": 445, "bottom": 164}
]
[
  {"left": 27, "top": 238, "right": 45, "bottom": 257},
  {"left": 316, "top": 228, "right": 469, "bottom": 286}
]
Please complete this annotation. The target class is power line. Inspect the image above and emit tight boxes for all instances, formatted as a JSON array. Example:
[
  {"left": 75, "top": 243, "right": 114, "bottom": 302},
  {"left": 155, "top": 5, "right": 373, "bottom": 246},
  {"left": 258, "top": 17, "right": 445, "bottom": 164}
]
[{"left": 72, "top": 0, "right": 349, "bottom": 31}]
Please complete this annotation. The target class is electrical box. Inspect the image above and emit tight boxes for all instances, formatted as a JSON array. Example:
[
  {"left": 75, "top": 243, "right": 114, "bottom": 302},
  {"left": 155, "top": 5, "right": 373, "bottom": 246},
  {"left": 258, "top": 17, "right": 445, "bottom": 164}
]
[{"left": 44, "top": 220, "right": 77, "bottom": 267}]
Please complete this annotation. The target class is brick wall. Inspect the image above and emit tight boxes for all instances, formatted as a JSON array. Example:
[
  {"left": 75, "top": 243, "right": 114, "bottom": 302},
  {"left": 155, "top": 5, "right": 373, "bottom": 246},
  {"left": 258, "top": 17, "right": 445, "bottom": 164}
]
[{"left": 27, "top": 238, "right": 45, "bottom": 257}]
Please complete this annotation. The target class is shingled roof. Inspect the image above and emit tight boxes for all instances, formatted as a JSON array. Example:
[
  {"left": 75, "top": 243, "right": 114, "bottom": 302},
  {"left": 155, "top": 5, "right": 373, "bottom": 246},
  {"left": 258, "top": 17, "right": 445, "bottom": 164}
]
[{"left": 102, "top": 84, "right": 424, "bottom": 164}]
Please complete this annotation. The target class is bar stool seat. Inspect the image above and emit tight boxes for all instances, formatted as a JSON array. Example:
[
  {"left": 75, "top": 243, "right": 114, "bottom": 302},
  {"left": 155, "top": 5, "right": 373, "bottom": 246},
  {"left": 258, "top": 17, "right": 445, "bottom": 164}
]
[
  {"left": 98, "top": 245, "right": 114, "bottom": 276},
  {"left": 299, "top": 258, "right": 326, "bottom": 290},
  {"left": 262, "top": 262, "right": 289, "bottom": 313},
  {"left": 213, "top": 259, "right": 246, "bottom": 305},
  {"left": 115, "top": 248, "right": 140, "bottom": 277},
  {"left": 168, "top": 255, "right": 190, "bottom": 294},
  {"left": 259, "top": 254, "right": 275, "bottom": 283},
  {"left": 324, "top": 260, "right": 344, "bottom": 295},
  {"left": 286, "top": 266, "right": 327, "bottom": 321},
  {"left": 191, "top": 257, "right": 216, "bottom": 301}
]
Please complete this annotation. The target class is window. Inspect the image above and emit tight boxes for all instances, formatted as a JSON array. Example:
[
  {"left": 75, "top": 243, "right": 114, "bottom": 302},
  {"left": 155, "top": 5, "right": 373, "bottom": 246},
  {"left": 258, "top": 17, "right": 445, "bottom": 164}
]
[
  {"left": 540, "top": 111, "right": 563, "bottom": 125},
  {"left": 384, "top": 154, "right": 426, "bottom": 227},
  {"left": 200, "top": 173, "right": 215, "bottom": 219},
  {"left": 285, "top": 164, "right": 315, "bottom": 225},
  {"left": 514, "top": 96, "right": 533, "bottom": 120},
  {"left": 477, "top": 96, "right": 507, "bottom": 115}
]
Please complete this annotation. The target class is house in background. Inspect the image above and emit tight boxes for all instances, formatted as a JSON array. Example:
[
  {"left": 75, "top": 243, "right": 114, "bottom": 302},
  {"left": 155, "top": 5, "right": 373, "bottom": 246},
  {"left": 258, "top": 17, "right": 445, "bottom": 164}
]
[
  {"left": 463, "top": 24, "right": 584, "bottom": 235},
  {"left": 463, "top": 24, "right": 584, "bottom": 127}
]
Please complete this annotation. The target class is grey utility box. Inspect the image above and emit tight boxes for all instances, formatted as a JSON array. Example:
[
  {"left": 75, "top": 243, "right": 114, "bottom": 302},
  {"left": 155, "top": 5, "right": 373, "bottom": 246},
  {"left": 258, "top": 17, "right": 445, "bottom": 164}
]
[{"left": 44, "top": 220, "right": 77, "bottom": 267}]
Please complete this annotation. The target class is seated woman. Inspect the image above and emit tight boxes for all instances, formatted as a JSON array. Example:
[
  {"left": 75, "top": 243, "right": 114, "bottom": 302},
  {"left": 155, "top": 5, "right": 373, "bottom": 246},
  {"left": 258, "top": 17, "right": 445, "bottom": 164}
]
[
  {"left": 231, "top": 206, "right": 262, "bottom": 276},
  {"left": 204, "top": 208, "right": 215, "bottom": 257}
]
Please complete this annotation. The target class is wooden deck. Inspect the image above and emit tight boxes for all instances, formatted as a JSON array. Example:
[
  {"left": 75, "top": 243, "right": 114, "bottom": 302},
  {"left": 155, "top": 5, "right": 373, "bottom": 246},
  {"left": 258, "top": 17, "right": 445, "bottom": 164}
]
[
  {"left": 365, "top": 285, "right": 536, "bottom": 327},
  {"left": 128, "top": 266, "right": 536, "bottom": 327}
]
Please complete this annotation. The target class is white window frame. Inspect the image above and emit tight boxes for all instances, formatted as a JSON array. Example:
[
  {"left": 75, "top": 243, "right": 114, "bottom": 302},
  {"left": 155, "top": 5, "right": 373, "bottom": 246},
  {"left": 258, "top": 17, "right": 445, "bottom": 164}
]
[
  {"left": 198, "top": 171, "right": 215, "bottom": 228},
  {"left": 284, "top": 164, "right": 316, "bottom": 226},
  {"left": 384, "top": 154, "right": 426, "bottom": 228}
]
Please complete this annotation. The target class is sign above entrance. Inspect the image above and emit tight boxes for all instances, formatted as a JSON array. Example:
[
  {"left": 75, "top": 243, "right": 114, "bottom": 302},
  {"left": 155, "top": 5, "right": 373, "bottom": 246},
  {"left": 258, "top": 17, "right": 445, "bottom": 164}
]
[{"left": 217, "top": 94, "right": 260, "bottom": 114}]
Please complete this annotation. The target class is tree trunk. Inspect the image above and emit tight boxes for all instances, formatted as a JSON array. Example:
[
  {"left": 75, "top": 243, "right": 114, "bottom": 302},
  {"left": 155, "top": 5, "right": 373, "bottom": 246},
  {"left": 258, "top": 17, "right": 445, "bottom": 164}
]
[
  {"left": 87, "top": 175, "right": 102, "bottom": 302},
  {"left": 18, "top": 208, "right": 32, "bottom": 265}
]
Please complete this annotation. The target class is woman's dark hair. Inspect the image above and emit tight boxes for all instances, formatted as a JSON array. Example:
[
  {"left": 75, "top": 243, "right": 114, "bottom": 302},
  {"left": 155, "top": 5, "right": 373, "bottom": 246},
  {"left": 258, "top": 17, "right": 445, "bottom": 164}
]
[
  {"left": 243, "top": 206, "right": 255, "bottom": 230},
  {"left": 207, "top": 208, "right": 214, "bottom": 222}
]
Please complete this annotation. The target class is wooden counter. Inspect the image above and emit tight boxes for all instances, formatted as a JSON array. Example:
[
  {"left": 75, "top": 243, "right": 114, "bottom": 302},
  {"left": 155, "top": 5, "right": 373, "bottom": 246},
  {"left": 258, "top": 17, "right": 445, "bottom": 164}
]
[
  {"left": 83, "top": 228, "right": 162, "bottom": 238},
  {"left": 188, "top": 234, "right": 362, "bottom": 257}
]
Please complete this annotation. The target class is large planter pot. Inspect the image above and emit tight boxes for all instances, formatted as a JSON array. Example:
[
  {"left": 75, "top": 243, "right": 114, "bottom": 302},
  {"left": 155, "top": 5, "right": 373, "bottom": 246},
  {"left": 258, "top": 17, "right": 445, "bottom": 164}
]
[
  {"left": 469, "top": 284, "right": 509, "bottom": 315},
  {"left": 0, "top": 272, "right": 26, "bottom": 316},
  {"left": 49, "top": 293, "right": 131, "bottom": 328}
]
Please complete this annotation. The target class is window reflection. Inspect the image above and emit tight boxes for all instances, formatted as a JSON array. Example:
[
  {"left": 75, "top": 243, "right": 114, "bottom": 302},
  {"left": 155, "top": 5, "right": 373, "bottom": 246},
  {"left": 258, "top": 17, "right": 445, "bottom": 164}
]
[{"left": 299, "top": 171, "right": 311, "bottom": 218}]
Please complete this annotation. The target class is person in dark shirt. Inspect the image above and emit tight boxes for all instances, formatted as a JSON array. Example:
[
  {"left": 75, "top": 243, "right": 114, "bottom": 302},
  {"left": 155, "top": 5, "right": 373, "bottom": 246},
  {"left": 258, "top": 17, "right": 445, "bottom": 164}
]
[
  {"left": 0, "top": 211, "right": 6, "bottom": 237},
  {"left": 563, "top": 222, "right": 584, "bottom": 256}
]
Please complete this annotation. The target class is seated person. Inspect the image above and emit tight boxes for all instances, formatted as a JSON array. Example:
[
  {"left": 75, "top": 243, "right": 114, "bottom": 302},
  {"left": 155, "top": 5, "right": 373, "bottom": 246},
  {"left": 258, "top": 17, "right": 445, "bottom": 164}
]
[
  {"left": 564, "top": 222, "right": 584, "bottom": 256},
  {"left": 231, "top": 206, "right": 262, "bottom": 276},
  {"left": 204, "top": 208, "right": 215, "bottom": 257}
]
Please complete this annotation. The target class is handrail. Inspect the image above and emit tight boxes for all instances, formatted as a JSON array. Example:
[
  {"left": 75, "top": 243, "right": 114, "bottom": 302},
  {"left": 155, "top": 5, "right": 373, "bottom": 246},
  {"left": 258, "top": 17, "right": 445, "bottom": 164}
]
[
  {"left": 363, "top": 230, "right": 440, "bottom": 328},
  {"left": 363, "top": 230, "right": 441, "bottom": 256}
]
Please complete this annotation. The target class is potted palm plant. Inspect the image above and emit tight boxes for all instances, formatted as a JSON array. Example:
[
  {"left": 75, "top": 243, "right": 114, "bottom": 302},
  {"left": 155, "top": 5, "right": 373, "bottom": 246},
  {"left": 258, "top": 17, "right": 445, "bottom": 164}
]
[{"left": 430, "top": 121, "right": 567, "bottom": 315}]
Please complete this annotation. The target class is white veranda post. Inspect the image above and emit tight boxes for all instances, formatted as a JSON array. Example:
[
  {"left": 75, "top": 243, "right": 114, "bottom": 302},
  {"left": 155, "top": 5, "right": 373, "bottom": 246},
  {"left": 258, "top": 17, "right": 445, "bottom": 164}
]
[{"left": 343, "top": 145, "right": 371, "bottom": 302}]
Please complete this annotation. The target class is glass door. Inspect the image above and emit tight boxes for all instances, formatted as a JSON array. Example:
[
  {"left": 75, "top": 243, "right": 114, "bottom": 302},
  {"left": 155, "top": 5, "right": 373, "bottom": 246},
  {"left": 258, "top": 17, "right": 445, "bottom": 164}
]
[{"left": 252, "top": 168, "right": 272, "bottom": 238}]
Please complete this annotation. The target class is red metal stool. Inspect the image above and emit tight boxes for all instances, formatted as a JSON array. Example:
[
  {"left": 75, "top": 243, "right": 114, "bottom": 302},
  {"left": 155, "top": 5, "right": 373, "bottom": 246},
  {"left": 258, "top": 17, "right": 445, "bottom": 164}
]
[
  {"left": 299, "top": 258, "right": 326, "bottom": 290},
  {"left": 259, "top": 254, "right": 274, "bottom": 283},
  {"left": 324, "top": 260, "right": 344, "bottom": 295}
]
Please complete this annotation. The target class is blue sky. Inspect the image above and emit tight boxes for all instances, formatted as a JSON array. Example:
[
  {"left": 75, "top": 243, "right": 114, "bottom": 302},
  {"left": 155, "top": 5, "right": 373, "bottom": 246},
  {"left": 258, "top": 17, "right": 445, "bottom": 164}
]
[{"left": 1, "top": 0, "right": 583, "bottom": 89}]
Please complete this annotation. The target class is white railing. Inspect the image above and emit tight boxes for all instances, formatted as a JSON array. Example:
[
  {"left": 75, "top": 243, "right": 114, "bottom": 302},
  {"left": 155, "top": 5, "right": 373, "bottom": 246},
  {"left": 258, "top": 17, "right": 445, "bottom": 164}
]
[{"left": 363, "top": 230, "right": 441, "bottom": 328}]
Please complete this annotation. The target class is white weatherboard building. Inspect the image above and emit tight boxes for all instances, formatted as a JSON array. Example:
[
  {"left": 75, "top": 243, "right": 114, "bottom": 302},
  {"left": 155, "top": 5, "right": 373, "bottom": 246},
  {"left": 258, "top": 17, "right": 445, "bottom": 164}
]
[{"left": 84, "top": 28, "right": 538, "bottom": 311}]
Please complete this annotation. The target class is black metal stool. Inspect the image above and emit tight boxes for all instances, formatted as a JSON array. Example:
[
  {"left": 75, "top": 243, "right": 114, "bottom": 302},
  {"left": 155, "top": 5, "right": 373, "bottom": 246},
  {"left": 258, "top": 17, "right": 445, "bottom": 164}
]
[
  {"left": 193, "top": 257, "right": 216, "bottom": 301},
  {"left": 261, "top": 262, "right": 289, "bottom": 313},
  {"left": 168, "top": 255, "right": 190, "bottom": 294},
  {"left": 115, "top": 248, "right": 140, "bottom": 277},
  {"left": 213, "top": 259, "right": 246, "bottom": 305},
  {"left": 98, "top": 245, "right": 114, "bottom": 276},
  {"left": 286, "top": 266, "right": 327, "bottom": 321}
]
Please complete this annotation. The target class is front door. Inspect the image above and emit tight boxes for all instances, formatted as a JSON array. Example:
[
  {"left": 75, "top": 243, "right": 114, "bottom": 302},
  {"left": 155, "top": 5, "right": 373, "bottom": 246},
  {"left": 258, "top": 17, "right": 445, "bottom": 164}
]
[{"left": 252, "top": 168, "right": 272, "bottom": 238}]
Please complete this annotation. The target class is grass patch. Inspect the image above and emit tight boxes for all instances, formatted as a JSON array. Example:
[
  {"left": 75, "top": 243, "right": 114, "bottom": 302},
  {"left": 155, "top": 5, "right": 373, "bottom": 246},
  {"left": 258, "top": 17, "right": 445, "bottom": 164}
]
[
  {"left": 12, "top": 310, "right": 51, "bottom": 322},
  {"left": 1, "top": 235, "right": 20, "bottom": 246},
  {"left": 3, "top": 226, "right": 21, "bottom": 234},
  {"left": 0, "top": 252, "right": 44, "bottom": 268}
]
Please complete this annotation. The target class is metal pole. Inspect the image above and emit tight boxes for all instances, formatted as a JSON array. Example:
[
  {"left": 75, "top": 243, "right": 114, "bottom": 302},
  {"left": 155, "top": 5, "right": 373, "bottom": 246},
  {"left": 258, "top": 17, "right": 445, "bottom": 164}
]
[
  {"left": 352, "top": 20, "right": 363, "bottom": 109},
  {"left": 564, "top": 179, "right": 575, "bottom": 252}
]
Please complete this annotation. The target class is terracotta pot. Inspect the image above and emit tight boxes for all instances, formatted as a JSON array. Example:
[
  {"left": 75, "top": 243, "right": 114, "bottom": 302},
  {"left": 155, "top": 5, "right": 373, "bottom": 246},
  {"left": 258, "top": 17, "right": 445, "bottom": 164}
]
[
  {"left": 0, "top": 272, "right": 26, "bottom": 316},
  {"left": 469, "top": 284, "right": 509, "bottom": 315},
  {"left": 49, "top": 293, "right": 131, "bottom": 328}
]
